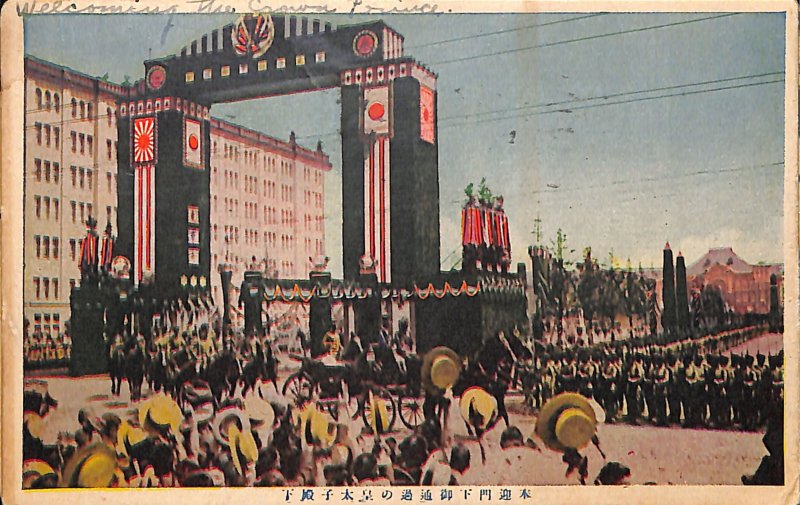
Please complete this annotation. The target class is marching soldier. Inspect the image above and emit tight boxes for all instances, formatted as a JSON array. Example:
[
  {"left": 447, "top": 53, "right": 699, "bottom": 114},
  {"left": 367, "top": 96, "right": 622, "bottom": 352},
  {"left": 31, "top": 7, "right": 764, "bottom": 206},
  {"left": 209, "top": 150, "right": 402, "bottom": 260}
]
[
  {"left": 599, "top": 352, "right": 621, "bottom": 422},
  {"left": 624, "top": 354, "right": 645, "bottom": 425},
  {"left": 649, "top": 354, "right": 669, "bottom": 426},
  {"left": 666, "top": 353, "right": 683, "bottom": 425}
]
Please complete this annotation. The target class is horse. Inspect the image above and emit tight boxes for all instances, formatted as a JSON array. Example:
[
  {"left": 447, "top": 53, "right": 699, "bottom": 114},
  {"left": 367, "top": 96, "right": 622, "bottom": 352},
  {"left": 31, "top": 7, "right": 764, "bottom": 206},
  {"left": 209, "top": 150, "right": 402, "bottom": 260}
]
[
  {"left": 240, "top": 342, "right": 278, "bottom": 398},
  {"left": 202, "top": 350, "right": 240, "bottom": 408},
  {"left": 109, "top": 347, "right": 126, "bottom": 396},
  {"left": 125, "top": 345, "right": 147, "bottom": 402},
  {"left": 146, "top": 347, "right": 170, "bottom": 394}
]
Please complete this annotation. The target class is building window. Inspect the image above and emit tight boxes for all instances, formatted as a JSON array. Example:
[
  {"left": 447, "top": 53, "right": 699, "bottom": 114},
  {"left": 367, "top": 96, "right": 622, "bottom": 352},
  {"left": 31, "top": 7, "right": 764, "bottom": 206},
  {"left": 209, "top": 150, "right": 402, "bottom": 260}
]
[
  {"left": 35, "top": 122, "right": 42, "bottom": 145},
  {"left": 53, "top": 163, "right": 60, "bottom": 183},
  {"left": 71, "top": 98, "right": 77, "bottom": 117},
  {"left": 34, "top": 235, "right": 41, "bottom": 257},
  {"left": 54, "top": 199, "right": 59, "bottom": 220},
  {"left": 79, "top": 133, "right": 85, "bottom": 154},
  {"left": 53, "top": 278, "right": 59, "bottom": 299},
  {"left": 71, "top": 131, "right": 77, "bottom": 152},
  {"left": 70, "top": 239, "right": 76, "bottom": 260},
  {"left": 34, "top": 196, "right": 41, "bottom": 218},
  {"left": 87, "top": 169, "right": 93, "bottom": 189},
  {"left": 107, "top": 139, "right": 112, "bottom": 160},
  {"left": 54, "top": 127, "right": 60, "bottom": 148},
  {"left": 44, "top": 161, "right": 51, "bottom": 182},
  {"left": 44, "top": 197, "right": 50, "bottom": 219},
  {"left": 80, "top": 100, "right": 85, "bottom": 118},
  {"left": 87, "top": 135, "right": 93, "bottom": 155},
  {"left": 80, "top": 202, "right": 85, "bottom": 223},
  {"left": 106, "top": 205, "right": 112, "bottom": 221},
  {"left": 70, "top": 201, "right": 76, "bottom": 222},
  {"left": 87, "top": 102, "right": 93, "bottom": 119},
  {"left": 107, "top": 172, "right": 112, "bottom": 192},
  {"left": 34, "top": 159, "right": 42, "bottom": 181},
  {"left": 54, "top": 93, "right": 60, "bottom": 112},
  {"left": 53, "top": 238, "right": 59, "bottom": 259},
  {"left": 44, "top": 124, "right": 51, "bottom": 147},
  {"left": 71, "top": 166, "right": 77, "bottom": 187},
  {"left": 34, "top": 278, "right": 40, "bottom": 299},
  {"left": 44, "top": 91, "right": 51, "bottom": 109},
  {"left": 35, "top": 88, "right": 42, "bottom": 109},
  {"left": 87, "top": 203, "right": 93, "bottom": 218},
  {"left": 43, "top": 236, "right": 50, "bottom": 258},
  {"left": 79, "top": 168, "right": 85, "bottom": 188},
  {"left": 43, "top": 278, "right": 50, "bottom": 299}
]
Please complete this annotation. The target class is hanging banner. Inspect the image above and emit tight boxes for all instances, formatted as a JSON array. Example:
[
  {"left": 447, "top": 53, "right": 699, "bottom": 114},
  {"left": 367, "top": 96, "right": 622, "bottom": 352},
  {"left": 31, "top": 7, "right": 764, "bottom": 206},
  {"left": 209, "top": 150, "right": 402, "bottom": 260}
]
[
  {"left": 363, "top": 85, "right": 390, "bottom": 136},
  {"left": 184, "top": 118, "right": 203, "bottom": 168},
  {"left": 133, "top": 116, "right": 155, "bottom": 163},
  {"left": 420, "top": 85, "right": 435, "bottom": 144}
]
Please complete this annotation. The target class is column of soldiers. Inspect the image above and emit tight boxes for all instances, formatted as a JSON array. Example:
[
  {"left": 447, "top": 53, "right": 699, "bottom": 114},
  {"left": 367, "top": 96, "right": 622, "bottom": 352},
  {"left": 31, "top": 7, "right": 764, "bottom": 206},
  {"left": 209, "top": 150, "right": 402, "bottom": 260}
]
[
  {"left": 522, "top": 330, "right": 784, "bottom": 431},
  {"left": 24, "top": 330, "right": 72, "bottom": 370}
]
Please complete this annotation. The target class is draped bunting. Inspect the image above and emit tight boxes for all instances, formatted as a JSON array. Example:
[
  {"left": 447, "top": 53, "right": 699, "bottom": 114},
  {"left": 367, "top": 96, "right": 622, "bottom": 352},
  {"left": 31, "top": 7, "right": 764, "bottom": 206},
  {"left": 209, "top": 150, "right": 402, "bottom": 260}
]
[
  {"left": 78, "top": 231, "right": 98, "bottom": 273},
  {"left": 461, "top": 206, "right": 510, "bottom": 251},
  {"left": 262, "top": 280, "right": 490, "bottom": 302}
]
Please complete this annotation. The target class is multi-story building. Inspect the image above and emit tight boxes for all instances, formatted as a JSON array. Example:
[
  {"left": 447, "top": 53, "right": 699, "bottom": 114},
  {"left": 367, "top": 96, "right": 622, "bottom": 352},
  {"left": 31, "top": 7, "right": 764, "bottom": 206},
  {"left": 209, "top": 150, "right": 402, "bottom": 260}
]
[
  {"left": 208, "top": 120, "right": 330, "bottom": 305},
  {"left": 24, "top": 56, "right": 125, "bottom": 335},
  {"left": 687, "top": 247, "right": 783, "bottom": 315},
  {"left": 23, "top": 56, "right": 330, "bottom": 332}
]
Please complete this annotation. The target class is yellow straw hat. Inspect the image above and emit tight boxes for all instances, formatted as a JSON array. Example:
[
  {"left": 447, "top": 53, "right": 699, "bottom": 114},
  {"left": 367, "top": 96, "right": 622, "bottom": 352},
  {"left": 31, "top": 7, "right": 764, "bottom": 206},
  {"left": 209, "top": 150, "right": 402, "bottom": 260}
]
[
  {"left": 116, "top": 420, "right": 149, "bottom": 458},
  {"left": 211, "top": 407, "right": 251, "bottom": 447},
  {"left": 22, "top": 459, "right": 57, "bottom": 489},
  {"left": 534, "top": 393, "right": 597, "bottom": 452},
  {"left": 421, "top": 347, "right": 461, "bottom": 394},
  {"left": 138, "top": 394, "right": 183, "bottom": 435},
  {"left": 229, "top": 425, "right": 259, "bottom": 476},
  {"left": 59, "top": 442, "right": 120, "bottom": 488},
  {"left": 299, "top": 405, "right": 336, "bottom": 448},
  {"left": 458, "top": 387, "right": 498, "bottom": 431}
]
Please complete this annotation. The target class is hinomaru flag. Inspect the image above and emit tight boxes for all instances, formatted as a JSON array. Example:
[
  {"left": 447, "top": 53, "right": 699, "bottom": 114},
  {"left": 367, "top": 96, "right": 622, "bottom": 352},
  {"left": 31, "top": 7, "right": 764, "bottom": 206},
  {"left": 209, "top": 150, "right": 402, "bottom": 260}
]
[
  {"left": 363, "top": 85, "right": 390, "bottom": 136},
  {"left": 184, "top": 118, "right": 202, "bottom": 168}
]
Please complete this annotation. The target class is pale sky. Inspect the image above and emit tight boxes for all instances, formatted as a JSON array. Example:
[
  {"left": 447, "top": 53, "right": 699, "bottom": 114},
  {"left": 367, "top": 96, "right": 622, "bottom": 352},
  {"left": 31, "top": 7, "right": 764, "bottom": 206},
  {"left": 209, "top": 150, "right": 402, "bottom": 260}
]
[{"left": 25, "top": 13, "right": 786, "bottom": 276}]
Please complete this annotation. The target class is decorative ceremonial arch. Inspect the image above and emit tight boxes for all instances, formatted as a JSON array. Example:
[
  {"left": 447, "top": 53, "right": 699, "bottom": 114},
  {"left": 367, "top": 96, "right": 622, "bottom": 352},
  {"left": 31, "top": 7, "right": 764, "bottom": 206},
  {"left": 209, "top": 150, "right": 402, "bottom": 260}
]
[{"left": 116, "top": 14, "right": 441, "bottom": 298}]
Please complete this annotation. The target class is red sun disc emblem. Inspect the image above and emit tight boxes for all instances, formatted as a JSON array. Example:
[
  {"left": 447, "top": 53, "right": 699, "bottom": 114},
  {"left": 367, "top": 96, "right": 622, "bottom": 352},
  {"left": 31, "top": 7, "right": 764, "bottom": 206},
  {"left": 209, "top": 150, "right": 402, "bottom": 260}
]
[
  {"left": 137, "top": 135, "right": 151, "bottom": 151},
  {"left": 188, "top": 134, "right": 199, "bottom": 150},
  {"left": 354, "top": 31, "right": 377, "bottom": 57},
  {"left": 368, "top": 102, "right": 385, "bottom": 121}
]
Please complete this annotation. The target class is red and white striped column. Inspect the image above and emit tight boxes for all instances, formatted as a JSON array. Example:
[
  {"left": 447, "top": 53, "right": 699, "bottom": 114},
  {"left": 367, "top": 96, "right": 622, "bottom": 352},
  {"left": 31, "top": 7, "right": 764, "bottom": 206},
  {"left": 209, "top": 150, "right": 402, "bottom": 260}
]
[
  {"left": 363, "top": 136, "right": 391, "bottom": 283},
  {"left": 134, "top": 164, "right": 156, "bottom": 283}
]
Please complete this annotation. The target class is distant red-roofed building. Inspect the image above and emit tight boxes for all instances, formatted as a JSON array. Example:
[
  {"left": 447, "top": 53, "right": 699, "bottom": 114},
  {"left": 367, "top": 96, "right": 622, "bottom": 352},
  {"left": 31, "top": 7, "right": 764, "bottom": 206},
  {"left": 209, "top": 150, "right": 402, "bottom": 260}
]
[{"left": 686, "top": 247, "right": 782, "bottom": 315}]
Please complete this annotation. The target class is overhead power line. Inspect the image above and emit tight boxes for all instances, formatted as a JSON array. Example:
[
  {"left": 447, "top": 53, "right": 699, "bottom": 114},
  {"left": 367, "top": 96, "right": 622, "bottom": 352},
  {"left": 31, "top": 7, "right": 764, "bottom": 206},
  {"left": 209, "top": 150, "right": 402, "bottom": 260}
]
[
  {"left": 428, "top": 13, "right": 741, "bottom": 66},
  {"left": 404, "top": 14, "right": 607, "bottom": 49}
]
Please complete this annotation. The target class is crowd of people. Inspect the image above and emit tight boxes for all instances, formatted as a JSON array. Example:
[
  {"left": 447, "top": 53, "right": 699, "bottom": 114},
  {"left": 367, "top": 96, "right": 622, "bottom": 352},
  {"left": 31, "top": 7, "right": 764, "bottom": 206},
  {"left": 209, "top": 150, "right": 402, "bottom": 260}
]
[{"left": 21, "top": 311, "right": 783, "bottom": 488}]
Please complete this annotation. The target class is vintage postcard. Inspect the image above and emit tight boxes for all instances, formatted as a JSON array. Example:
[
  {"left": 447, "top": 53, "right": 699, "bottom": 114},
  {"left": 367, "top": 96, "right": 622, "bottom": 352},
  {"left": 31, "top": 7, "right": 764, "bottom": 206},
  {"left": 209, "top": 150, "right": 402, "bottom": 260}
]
[{"left": 1, "top": 1, "right": 798, "bottom": 504}]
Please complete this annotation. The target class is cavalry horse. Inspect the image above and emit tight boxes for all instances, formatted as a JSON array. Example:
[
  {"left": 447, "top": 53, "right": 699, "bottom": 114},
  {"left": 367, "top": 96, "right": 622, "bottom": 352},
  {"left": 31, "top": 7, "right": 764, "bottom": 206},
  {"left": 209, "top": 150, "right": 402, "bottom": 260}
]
[{"left": 109, "top": 345, "right": 126, "bottom": 397}]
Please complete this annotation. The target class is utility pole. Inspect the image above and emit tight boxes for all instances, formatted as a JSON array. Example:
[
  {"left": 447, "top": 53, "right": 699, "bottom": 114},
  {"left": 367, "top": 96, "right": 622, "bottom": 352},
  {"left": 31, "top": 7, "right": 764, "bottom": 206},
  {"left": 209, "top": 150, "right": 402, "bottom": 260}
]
[{"left": 532, "top": 215, "right": 542, "bottom": 245}]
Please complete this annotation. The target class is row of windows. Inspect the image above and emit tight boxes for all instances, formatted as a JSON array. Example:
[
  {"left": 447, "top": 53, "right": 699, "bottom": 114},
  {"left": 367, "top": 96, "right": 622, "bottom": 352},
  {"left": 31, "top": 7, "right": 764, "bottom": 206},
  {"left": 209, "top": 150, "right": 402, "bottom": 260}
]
[
  {"left": 33, "top": 88, "right": 118, "bottom": 128},
  {"left": 31, "top": 312, "right": 62, "bottom": 335},
  {"left": 69, "top": 130, "right": 94, "bottom": 155},
  {"left": 33, "top": 195, "right": 59, "bottom": 221},
  {"left": 304, "top": 237, "right": 324, "bottom": 256},
  {"left": 304, "top": 190, "right": 324, "bottom": 209},
  {"left": 32, "top": 276, "right": 60, "bottom": 300},
  {"left": 32, "top": 196, "right": 112, "bottom": 225},
  {"left": 33, "top": 235, "right": 92, "bottom": 263},
  {"left": 33, "top": 123, "right": 60, "bottom": 149},
  {"left": 31, "top": 159, "right": 60, "bottom": 184}
]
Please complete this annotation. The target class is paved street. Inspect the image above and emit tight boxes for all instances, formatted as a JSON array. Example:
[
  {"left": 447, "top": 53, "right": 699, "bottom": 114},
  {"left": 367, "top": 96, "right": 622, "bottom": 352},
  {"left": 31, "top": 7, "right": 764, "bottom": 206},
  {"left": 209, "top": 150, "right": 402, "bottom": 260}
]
[{"left": 29, "top": 346, "right": 772, "bottom": 486}]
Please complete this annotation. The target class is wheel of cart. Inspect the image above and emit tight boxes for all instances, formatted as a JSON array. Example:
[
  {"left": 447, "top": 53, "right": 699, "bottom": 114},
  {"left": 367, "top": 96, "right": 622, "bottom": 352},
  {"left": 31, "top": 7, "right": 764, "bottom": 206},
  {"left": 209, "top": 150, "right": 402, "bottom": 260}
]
[
  {"left": 282, "top": 370, "right": 316, "bottom": 406},
  {"left": 360, "top": 384, "right": 397, "bottom": 433},
  {"left": 397, "top": 390, "right": 425, "bottom": 429}
]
